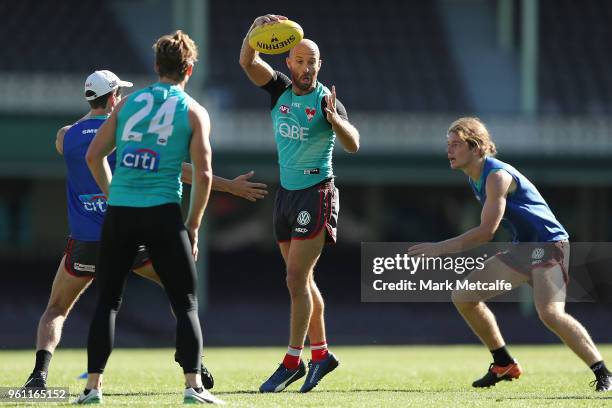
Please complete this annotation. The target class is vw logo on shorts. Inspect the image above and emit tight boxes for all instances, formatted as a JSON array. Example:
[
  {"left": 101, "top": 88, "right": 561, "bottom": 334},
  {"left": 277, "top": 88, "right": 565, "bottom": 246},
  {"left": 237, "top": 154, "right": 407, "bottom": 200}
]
[
  {"left": 297, "top": 211, "right": 311, "bottom": 226},
  {"left": 532, "top": 247, "right": 545, "bottom": 260}
]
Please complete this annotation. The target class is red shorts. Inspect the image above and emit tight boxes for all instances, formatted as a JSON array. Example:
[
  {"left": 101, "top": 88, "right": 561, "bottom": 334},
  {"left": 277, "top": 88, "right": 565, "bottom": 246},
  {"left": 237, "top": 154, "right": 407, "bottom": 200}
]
[{"left": 495, "top": 241, "right": 570, "bottom": 284}]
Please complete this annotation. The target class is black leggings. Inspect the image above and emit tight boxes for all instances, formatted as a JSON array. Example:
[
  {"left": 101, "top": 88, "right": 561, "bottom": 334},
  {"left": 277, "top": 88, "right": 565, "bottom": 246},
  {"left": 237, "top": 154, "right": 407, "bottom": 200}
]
[{"left": 87, "top": 203, "right": 202, "bottom": 374}]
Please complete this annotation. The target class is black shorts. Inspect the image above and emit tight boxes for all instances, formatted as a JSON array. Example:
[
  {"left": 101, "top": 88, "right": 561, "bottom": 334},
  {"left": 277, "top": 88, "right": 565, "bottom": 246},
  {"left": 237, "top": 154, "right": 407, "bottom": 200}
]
[
  {"left": 495, "top": 241, "right": 570, "bottom": 283},
  {"left": 63, "top": 237, "right": 151, "bottom": 278},
  {"left": 274, "top": 179, "right": 339, "bottom": 244}
]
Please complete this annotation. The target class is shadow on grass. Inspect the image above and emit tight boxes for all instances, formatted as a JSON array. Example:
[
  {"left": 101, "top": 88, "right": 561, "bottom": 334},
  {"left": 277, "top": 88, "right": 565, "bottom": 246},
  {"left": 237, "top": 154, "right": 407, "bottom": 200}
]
[
  {"left": 217, "top": 389, "right": 444, "bottom": 395},
  {"left": 101, "top": 389, "right": 612, "bottom": 400},
  {"left": 499, "top": 396, "right": 612, "bottom": 401},
  {"left": 103, "top": 392, "right": 180, "bottom": 396}
]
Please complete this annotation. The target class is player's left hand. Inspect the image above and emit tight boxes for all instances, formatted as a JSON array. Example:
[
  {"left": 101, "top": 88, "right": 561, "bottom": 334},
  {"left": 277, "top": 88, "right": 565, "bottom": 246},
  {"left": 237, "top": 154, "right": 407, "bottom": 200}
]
[
  {"left": 324, "top": 85, "right": 341, "bottom": 125},
  {"left": 228, "top": 171, "right": 268, "bottom": 202},
  {"left": 407, "top": 242, "right": 443, "bottom": 258}
]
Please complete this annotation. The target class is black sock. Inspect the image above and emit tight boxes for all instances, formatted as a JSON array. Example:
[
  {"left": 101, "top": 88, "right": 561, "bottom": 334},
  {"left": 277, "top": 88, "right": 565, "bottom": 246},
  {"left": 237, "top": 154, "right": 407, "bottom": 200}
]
[
  {"left": 83, "top": 389, "right": 91, "bottom": 395},
  {"left": 194, "top": 387, "right": 203, "bottom": 393},
  {"left": 590, "top": 361, "right": 611, "bottom": 377},
  {"left": 491, "top": 346, "right": 513, "bottom": 366},
  {"left": 34, "top": 350, "right": 52, "bottom": 373}
]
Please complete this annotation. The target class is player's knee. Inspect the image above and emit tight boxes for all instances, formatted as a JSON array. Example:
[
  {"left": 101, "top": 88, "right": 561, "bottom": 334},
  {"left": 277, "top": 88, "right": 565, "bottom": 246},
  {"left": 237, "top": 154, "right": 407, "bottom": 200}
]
[
  {"left": 536, "top": 305, "right": 564, "bottom": 327},
  {"left": 312, "top": 296, "right": 324, "bottom": 314},
  {"left": 286, "top": 270, "right": 309, "bottom": 296},
  {"left": 451, "top": 289, "right": 476, "bottom": 309},
  {"left": 173, "top": 294, "right": 198, "bottom": 314},
  {"left": 44, "top": 302, "right": 70, "bottom": 319}
]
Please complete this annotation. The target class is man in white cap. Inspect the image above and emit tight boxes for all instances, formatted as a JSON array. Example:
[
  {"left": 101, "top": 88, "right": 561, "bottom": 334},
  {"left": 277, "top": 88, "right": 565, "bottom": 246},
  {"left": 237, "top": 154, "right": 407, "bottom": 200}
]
[
  {"left": 84, "top": 70, "right": 134, "bottom": 100},
  {"left": 23, "top": 69, "right": 267, "bottom": 390},
  {"left": 22, "top": 69, "right": 146, "bottom": 390}
]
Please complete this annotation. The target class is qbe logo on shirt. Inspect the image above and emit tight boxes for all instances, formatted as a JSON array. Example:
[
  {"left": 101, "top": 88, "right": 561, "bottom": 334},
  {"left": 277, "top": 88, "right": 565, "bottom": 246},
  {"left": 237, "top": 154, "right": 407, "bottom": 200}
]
[
  {"left": 79, "top": 194, "right": 107, "bottom": 213},
  {"left": 120, "top": 147, "right": 160, "bottom": 172}
]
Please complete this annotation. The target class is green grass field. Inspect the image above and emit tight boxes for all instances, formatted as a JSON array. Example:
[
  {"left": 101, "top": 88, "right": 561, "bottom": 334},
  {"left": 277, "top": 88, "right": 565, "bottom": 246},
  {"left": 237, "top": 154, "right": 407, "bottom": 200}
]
[{"left": 2, "top": 345, "right": 612, "bottom": 407}]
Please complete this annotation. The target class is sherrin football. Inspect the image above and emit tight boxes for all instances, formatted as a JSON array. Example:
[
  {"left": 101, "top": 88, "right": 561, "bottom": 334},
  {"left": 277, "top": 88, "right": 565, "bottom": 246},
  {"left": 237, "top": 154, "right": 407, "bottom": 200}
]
[{"left": 248, "top": 20, "right": 304, "bottom": 55}]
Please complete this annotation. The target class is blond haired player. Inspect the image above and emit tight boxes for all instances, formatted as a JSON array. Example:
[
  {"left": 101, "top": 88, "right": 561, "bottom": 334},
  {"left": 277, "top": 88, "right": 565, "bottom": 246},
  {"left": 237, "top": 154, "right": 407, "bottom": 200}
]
[{"left": 409, "top": 117, "right": 611, "bottom": 391}]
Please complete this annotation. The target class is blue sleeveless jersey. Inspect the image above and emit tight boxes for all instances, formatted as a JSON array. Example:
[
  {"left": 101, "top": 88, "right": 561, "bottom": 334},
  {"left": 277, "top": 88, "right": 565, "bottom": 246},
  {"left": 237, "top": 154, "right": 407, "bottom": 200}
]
[
  {"left": 63, "top": 116, "right": 115, "bottom": 241},
  {"left": 468, "top": 157, "right": 569, "bottom": 243}
]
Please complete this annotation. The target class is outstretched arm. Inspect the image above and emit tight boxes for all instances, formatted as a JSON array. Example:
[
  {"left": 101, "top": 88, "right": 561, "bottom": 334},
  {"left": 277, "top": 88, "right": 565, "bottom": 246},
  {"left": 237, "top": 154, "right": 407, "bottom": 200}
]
[
  {"left": 181, "top": 164, "right": 268, "bottom": 202},
  {"left": 408, "top": 170, "right": 512, "bottom": 257},
  {"left": 239, "top": 14, "right": 286, "bottom": 86}
]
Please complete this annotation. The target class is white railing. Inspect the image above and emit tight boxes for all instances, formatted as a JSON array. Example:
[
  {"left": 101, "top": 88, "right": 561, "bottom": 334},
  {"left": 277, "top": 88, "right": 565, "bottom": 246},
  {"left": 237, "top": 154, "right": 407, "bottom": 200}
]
[
  {"left": 1, "top": 73, "right": 611, "bottom": 155},
  {"left": 209, "top": 111, "right": 612, "bottom": 155}
]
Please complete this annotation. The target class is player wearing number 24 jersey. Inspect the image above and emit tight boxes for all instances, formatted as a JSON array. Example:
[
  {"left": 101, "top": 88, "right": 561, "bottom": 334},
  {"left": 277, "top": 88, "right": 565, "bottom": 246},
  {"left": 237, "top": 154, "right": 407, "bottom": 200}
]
[
  {"left": 111, "top": 82, "right": 193, "bottom": 207},
  {"left": 78, "top": 31, "right": 225, "bottom": 405}
]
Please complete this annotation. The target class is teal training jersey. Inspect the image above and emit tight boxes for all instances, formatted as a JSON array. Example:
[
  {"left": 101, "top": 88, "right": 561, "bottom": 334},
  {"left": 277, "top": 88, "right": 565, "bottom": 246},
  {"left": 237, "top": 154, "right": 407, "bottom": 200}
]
[
  {"left": 109, "top": 82, "right": 192, "bottom": 207},
  {"left": 269, "top": 79, "right": 336, "bottom": 190}
]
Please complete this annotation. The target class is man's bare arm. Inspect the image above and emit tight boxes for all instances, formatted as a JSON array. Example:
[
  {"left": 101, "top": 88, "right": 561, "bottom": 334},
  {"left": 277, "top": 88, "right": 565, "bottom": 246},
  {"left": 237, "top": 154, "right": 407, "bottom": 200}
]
[
  {"left": 239, "top": 14, "right": 286, "bottom": 86},
  {"left": 55, "top": 126, "right": 70, "bottom": 155},
  {"left": 181, "top": 163, "right": 268, "bottom": 202}
]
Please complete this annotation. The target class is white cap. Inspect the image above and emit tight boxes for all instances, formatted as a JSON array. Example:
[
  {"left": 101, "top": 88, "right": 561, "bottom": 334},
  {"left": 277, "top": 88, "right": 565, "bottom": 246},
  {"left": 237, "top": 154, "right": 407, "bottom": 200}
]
[{"left": 84, "top": 70, "right": 133, "bottom": 101}]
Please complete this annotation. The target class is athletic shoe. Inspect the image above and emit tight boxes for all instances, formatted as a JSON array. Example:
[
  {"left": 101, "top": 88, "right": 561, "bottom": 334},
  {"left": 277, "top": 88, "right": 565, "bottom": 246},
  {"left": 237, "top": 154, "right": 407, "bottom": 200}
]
[
  {"left": 591, "top": 373, "right": 612, "bottom": 392},
  {"left": 259, "top": 360, "right": 306, "bottom": 393},
  {"left": 23, "top": 371, "right": 47, "bottom": 389},
  {"left": 183, "top": 387, "right": 226, "bottom": 404},
  {"left": 174, "top": 351, "right": 214, "bottom": 390},
  {"left": 73, "top": 388, "right": 102, "bottom": 404},
  {"left": 200, "top": 365, "right": 214, "bottom": 390},
  {"left": 472, "top": 360, "right": 522, "bottom": 388},
  {"left": 299, "top": 353, "right": 340, "bottom": 393}
]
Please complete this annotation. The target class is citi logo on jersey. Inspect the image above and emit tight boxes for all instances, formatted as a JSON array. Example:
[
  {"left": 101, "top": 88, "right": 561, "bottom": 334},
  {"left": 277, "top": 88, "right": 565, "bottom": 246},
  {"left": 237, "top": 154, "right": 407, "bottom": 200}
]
[
  {"left": 120, "top": 147, "right": 159, "bottom": 172},
  {"left": 79, "top": 194, "right": 107, "bottom": 213}
]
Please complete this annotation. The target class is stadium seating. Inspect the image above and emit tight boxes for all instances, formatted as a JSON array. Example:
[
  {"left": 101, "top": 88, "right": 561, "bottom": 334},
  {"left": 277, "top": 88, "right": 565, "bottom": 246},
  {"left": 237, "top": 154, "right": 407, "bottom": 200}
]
[
  {"left": 208, "top": 0, "right": 470, "bottom": 111},
  {"left": 3, "top": 0, "right": 611, "bottom": 114},
  {"left": 0, "top": 0, "right": 147, "bottom": 74},
  {"left": 539, "top": 0, "right": 612, "bottom": 113}
]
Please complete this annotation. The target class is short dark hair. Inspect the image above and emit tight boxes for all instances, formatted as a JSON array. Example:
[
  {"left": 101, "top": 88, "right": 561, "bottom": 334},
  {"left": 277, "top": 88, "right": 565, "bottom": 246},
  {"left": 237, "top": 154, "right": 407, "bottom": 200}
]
[
  {"left": 86, "top": 88, "right": 120, "bottom": 109},
  {"left": 86, "top": 91, "right": 111, "bottom": 109}
]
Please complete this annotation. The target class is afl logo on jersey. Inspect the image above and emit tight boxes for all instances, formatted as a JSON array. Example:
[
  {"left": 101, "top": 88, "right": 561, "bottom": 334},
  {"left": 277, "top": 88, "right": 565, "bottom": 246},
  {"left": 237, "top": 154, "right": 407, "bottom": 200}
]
[
  {"left": 297, "top": 211, "right": 311, "bottom": 226},
  {"left": 279, "top": 105, "right": 290, "bottom": 114},
  {"left": 120, "top": 147, "right": 159, "bottom": 172}
]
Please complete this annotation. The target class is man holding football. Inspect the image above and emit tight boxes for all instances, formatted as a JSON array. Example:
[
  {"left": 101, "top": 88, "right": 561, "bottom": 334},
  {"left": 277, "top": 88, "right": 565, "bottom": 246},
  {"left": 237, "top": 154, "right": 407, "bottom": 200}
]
[{"left": 240, "top": 14, "right": 360, "bottom": 393}]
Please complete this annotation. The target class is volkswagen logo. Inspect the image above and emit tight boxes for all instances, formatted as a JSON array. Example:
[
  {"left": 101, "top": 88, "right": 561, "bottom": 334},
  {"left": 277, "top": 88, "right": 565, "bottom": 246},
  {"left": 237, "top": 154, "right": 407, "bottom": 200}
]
[{"left": 297, "top": 211, "right": 311, "bottom": 226}]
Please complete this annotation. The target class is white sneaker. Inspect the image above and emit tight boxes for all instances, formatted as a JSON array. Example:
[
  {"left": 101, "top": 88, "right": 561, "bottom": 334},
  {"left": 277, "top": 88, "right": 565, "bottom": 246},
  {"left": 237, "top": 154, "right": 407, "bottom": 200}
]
[
  {"left": 183, "top": 387, "right": 226, "bottom": 404},
  {"left": 73, "top": 388, "right": 102, "bottom": 404}
]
